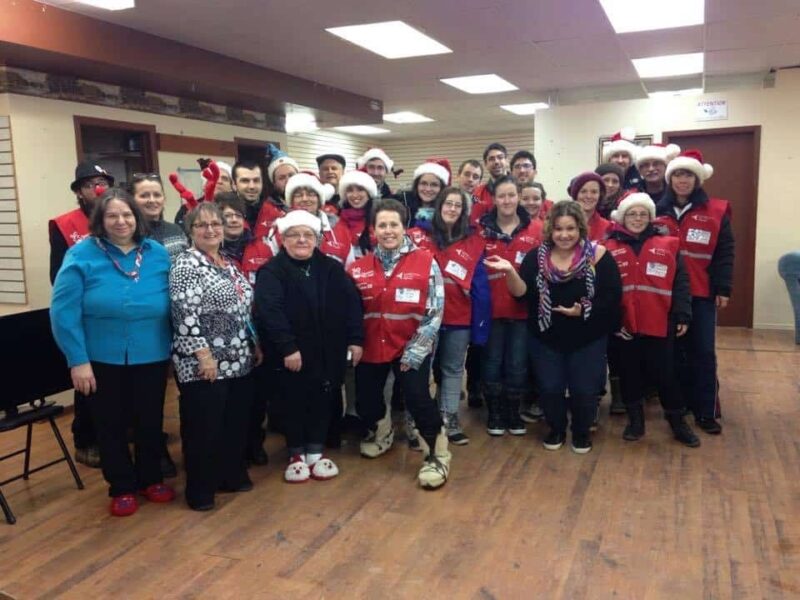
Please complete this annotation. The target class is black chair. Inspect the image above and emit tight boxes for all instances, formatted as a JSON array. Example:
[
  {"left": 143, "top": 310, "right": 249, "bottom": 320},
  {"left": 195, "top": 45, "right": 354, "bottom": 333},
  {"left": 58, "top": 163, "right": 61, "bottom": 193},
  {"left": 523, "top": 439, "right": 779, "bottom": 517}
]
[{"left": 0, "top": 309, "right": 84, "bottom": 524}]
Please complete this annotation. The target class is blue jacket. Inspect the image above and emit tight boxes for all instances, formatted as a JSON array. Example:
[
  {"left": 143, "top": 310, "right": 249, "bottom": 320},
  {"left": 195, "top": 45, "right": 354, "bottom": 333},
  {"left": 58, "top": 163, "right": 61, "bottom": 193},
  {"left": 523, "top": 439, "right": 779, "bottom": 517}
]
[{"left": 51, "top": 237, "right": 172, "bottom": 367}]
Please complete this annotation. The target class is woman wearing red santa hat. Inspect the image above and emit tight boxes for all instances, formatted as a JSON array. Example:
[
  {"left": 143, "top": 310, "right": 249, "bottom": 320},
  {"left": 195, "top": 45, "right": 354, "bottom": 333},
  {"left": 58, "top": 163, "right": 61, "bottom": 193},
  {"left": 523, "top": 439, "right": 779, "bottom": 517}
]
[
  {"left": 337, "top": 169, "right": 380, "bottom": 259},
  {"left": 605, "top": 192, "right": 700, "bottom": 446},
  {"left": 568, "top": 172, "right": 612, "bottom": 243},
  {"left": 404, "top": 158, "right": 452, "bottom": 249},
  {"left": 655, "top": 149, "right": 734, "bottom": 435}
]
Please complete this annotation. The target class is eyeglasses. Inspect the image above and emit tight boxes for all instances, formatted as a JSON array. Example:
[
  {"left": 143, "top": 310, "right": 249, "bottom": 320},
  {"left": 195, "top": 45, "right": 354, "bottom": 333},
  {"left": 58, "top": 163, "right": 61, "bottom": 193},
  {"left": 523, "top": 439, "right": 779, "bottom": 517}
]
[
  {"left": 283, "top": 232, "right": 316, "bottom": 241},
  {"left": 443, "top": 201, "right": 463, "bottom": 209},
  {"left": 513, "top": 162, "right": 534, "bottom": 170},
  {"left": 192, "top": 221, "right": 224, "bottom": 230},
  {"left": 222, "top": 212, "right": 244, "bottom": 221}
]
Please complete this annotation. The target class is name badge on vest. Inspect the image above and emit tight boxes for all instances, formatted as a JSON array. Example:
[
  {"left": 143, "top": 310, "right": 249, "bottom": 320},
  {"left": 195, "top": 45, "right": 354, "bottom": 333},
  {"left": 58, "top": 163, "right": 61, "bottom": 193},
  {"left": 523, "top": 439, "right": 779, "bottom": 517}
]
[
  {"left": 646, "top": 262, "right": 669, "bottom": 278},
  {"left": 396, "top": 288, "right": 421, "bottom": 303},
  {"left": 515, "top": 250, "right": 527, "bottom": 265},
  {"left": 686, "top": 228, "right": 711, "bottom": 245},
  {"left": 444, "top": 260, "right": 468, "bottom": 281}
]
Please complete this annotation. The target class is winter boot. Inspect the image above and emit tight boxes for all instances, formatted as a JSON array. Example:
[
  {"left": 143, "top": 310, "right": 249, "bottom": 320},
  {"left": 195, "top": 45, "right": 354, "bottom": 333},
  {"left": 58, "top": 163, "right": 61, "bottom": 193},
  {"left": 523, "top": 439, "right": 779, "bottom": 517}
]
[
  {"left": 418, "top": 427, "right": 451, "bottom": 490},
  {"left": 360, "top": 414, "right": 394, "bottom": 458},
  {"left": 485, "top": 389, "right": 506, "bottom": 436},
  {"left": 623, "top": 402, "right": 645, "bottom": 441},
  {"left": 609, "top": 376, "right": 626, "bottom": 415},
  {"left": 666, "top": 410, "right": 701, "bottom": 447},
  {"left": 444, "top": 411, "right": 469, "bottom": 446},
  {"left": 505, "top": 393, "right": 527, "bottom": 436}
]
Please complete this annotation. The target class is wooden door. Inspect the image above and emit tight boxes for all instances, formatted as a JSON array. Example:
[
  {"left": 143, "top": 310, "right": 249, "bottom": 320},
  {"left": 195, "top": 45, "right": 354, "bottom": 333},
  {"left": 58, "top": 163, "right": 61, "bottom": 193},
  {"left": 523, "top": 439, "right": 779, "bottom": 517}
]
[{"left": 663, "top": 127, "right": 760, "bottom": 328}]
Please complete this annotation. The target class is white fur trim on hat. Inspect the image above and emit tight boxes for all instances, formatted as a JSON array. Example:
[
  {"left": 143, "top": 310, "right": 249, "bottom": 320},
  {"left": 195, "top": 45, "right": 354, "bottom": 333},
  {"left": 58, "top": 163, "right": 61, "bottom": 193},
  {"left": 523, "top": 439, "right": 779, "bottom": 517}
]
[
  {"left": 635, "top": 143, "right": 681, "bottom": 167},
  {"left": 413, "top": 161, "right": 450, "bottom": 185},
  {"left": 338, "top": 170, "right": 379, "bottom": 200},
  {"left": 276, "top": 209, "right": 322, "bottom": 235},
  {"left": 284, "top": 173, "right": 326, "bottom": 207},
  {"left": 610, "top": 193, "right": 656, "bottom": 224},
  {"left": 216, "top": 161, "right": 232, "bottom": 177},
  {"left": 602, "top": 127, "right": 638, "bottom": 162},
  {"left": 665, "top": 156, "right": 714, "bottom": 184},
  {"left": 356, "top": 148, "right": 394, "bottom": 172},
  {"left": 267, "top": 156, "right": 300, "bottom": 182}
]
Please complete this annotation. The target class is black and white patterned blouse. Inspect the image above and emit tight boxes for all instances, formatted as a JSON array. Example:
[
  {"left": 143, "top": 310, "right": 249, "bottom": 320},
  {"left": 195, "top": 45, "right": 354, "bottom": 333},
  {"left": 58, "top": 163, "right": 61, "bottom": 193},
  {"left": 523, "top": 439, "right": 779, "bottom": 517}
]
[{"left": 169, "top": 247, "right": 256, "bottom": 383}]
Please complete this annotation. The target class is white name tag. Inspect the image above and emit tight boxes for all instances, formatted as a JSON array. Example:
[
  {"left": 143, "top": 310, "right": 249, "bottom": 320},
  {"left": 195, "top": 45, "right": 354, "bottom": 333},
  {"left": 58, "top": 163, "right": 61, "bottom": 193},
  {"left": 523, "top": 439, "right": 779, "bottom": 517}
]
[
  {"left": 686, "top": 228, "right": 711, "bottom": 245},
  {"left": 395, "top": 288, "right": 421, "bottom": 303},
  {"left": 515, "top": 250, "right": 527, "bottom": 265},
  {"left": 646, "top": 262, "right": 669, "bottom": 278},
  {"left": 444, "top": 260, "right": 468, "bottom": 281}
]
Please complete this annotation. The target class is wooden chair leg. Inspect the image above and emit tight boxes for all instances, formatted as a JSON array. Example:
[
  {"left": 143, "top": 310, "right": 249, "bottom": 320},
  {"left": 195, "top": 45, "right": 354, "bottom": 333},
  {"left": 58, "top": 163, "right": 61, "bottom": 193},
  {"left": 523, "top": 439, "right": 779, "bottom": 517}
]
[
  {"left": 0, "top": 487, "right": 15, "bottom": 525},
  {"left": 49, "top": 417, "right": 84, "bottom": 490},
  {"left": 22, "top": 423, "right": 33, "bottom": 480}
]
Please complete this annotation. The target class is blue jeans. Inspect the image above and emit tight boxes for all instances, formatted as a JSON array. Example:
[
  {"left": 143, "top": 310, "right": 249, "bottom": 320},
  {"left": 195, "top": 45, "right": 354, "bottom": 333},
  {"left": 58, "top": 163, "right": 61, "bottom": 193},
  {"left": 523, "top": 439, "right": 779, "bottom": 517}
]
[
  {"left": 778, "top": 251, "right": 800, "bottom": 344},
  {"left": 677, "top": 297, "right": 718, "bottom": 420},
  {"left": 434, "top": 328, "right": 471, "bottom": 415},
  {"left": 481, "top": 319, "right": 528, "bottom": 396},
  {"left": 529, "top": 335, "right": 607, "bottom": 436}
]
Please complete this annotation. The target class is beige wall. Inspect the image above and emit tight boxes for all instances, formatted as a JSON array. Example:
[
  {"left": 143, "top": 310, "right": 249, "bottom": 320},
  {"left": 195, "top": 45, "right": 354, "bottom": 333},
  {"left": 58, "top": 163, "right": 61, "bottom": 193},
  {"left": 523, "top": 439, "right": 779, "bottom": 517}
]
[
  {"left": 0, "top": 93, "right": 288, "bottom": 315},
  {"left": 534, "top": 69, "right": 800, "bottom": 330}
]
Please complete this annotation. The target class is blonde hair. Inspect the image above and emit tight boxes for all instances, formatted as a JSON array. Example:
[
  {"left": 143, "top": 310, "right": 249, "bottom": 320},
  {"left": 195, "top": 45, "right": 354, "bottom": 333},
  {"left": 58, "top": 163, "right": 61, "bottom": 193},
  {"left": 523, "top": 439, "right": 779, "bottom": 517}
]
[{"left": 542, "top": 200, "right": 588, "bottom": 244}]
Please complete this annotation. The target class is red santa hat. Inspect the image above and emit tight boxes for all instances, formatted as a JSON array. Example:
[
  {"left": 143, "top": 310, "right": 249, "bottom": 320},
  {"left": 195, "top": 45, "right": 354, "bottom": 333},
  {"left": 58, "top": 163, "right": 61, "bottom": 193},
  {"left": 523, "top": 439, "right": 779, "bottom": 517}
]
[
  {"left": 267, "top": 155, "right": 300, "bottom": 183},
  {"left": 356, "top": 147, "right": 394, "bottom": 172},
  {"left": 276, "top": 209, "right": 322, "bottom": 236},
  {"left": 602, "top": 127, "right": 637, "bottom": 162},
  {"left": 284, "top": 172, "right": 329, "bottom": 207},
  {"left": 412, "top": 157, "right": 451, "bottom": 185},
  {"left": 338, "top": 169, "right": 379, "bottom": 200},
  {"left": 665, "top": 149, "right": 714, "bottom": 184},
  {"left": 635, "top": 142, "right": 681, "bottom": 167},
  {"left": 610, "top": 192, "right": 656, "bottom": 224}
]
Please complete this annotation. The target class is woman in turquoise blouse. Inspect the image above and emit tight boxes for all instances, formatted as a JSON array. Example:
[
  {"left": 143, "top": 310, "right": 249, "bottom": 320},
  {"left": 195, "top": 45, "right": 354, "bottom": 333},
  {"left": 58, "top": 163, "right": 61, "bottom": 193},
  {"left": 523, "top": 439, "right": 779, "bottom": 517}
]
[{"left": 51, "top": 188, "right": 174, "bottom": 517}]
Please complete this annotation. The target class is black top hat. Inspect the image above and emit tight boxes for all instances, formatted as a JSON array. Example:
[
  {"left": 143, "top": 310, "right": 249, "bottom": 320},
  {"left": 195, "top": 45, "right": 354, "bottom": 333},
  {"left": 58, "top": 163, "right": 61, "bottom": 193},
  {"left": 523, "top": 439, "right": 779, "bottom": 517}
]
[
  {"left": 70, "top": 161, "right": 114, "bottom": 192},
  {"left": 315, "top": 153, "right": 346, "bottom": 169}
]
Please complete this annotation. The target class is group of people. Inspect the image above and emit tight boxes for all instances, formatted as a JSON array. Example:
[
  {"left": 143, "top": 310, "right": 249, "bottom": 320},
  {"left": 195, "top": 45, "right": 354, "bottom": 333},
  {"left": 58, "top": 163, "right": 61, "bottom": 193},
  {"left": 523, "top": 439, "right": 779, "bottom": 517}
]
[{"left": 48, "top": 127, "right": 735, "bottom": 516}]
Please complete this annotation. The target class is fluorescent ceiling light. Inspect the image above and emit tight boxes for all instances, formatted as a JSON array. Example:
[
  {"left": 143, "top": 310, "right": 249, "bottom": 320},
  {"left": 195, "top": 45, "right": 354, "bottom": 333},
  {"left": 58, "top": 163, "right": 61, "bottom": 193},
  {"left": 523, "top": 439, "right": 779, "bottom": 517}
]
[
  {"left": 383, "top": 111, "right": 434, "bottom": 124},
  {"left": 648, "top": 88, "right": 703, "bottom": 98},
  {"left": 333, "top": 125, "right": 391, "bottom": 135},
  {"left": 75, "top": 0, "right": 135, "bottom": 9},
  {"left": 325, "top": 21, "right": 451, "bottom": 59},
  {"left": 632, "top": 52, "right": 704, "bottom": 79},
  {"left": 440, "top": 74, "right": 518, "bottom": 95},
  {"left": 285, "top": 113, "right": 318, "bottom": 134},
  {"left": 500, "top": 102, "right": 550, "bottom": 115},
  {"left": 599, "top": 0, "right": 703, "bottom": 33}
]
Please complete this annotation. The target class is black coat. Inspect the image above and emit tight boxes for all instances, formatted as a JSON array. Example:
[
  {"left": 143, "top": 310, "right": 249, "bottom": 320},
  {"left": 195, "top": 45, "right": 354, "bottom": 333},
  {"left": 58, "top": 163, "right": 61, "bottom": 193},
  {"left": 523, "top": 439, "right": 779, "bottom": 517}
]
[{"left": 254, "top": 249, "right": 364, "bottom": 387}]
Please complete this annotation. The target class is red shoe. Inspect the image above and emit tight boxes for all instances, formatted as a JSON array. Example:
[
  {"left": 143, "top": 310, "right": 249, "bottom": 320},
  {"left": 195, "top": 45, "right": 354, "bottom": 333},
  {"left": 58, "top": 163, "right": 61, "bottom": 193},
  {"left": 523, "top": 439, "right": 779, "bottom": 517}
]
[
  {"left": 139, "top": 483, "right": 176, "bottom": 503},
  {"left": 110, "top": 494, "right": 138, "bottom": 517}
]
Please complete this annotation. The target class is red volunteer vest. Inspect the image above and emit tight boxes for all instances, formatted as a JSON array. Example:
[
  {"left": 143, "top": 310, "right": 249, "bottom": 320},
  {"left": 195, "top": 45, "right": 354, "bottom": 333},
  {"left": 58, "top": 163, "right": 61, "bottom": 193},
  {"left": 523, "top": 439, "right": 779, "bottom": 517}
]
[
  {"left": 320, "top": 219, "right": 352, "bottom": 265},
  {"left": 241, "top": 237, "right": 276, "bottom": 284},
  {"left": 435, "top": 234, "right": 485, "bottom": 326},
  {"left": 588, "top": 211, "right": 611, "bottom": 243},
  {"left": 348, "top": 249, "right": 433, "bottom": 364},
  {"left": 51, "top": 209, "right": 90, "bottom": 247},
  {"left": 655, "top": 197, "right": 729, "bottom": 298},
  {"left": 605, "top": 235, "right": 679, "bottom": 338},
  {"left": 253, "top": 201, "right": 285, "bottom": 238},
  {"left": 482, "top": 219, "right": 543, "bottom": 319}
]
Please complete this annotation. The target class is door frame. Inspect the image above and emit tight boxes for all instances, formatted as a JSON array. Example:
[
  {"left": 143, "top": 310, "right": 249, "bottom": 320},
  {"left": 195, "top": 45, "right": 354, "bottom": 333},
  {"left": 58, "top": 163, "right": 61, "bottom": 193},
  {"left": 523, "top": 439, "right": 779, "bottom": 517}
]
[
  {"left": 73, "top": 115, "right": 160, "bottom": 173},
  {"left": 663, "top": 125, "right": 761, "bottom": 328}
]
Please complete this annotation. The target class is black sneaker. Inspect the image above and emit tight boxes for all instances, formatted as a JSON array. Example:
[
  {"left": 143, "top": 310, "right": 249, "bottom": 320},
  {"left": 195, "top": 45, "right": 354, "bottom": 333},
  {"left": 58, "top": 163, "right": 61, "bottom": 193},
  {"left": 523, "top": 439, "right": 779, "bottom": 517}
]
[
  {"left": 543, "top": 430, "right": 566, "bottom": 451},
  {"left": 696, "top": 417, "right": 722, "bottom": 435},
  {"left": 486, "top": 416, "right": 506, "bottom": 436},
  {"left": 520, "top": 404, "right": 544, "bottom": 423},
  {"left": 571, "top": 434, "right": 593, "bottom": 454},
  {"left": 447, "top": 431, "right": 470, "bottom": 446}
]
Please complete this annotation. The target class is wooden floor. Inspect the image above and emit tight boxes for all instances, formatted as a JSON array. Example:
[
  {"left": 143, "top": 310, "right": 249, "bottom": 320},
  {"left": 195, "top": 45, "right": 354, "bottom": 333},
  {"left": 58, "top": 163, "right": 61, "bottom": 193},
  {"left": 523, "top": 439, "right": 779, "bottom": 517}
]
[{"left": 1, "top": 329, "right": 799, "bottom": 600}]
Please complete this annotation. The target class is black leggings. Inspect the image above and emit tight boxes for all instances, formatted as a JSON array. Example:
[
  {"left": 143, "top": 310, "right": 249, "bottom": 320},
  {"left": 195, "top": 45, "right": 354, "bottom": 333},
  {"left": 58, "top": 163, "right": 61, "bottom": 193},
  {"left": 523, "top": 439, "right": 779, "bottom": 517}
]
[
  {"left": 355, "top": 356, "right": 442, "bottom": 441},
  {"left": 617, "top": 334, "right": 683, "bottom": 411}
]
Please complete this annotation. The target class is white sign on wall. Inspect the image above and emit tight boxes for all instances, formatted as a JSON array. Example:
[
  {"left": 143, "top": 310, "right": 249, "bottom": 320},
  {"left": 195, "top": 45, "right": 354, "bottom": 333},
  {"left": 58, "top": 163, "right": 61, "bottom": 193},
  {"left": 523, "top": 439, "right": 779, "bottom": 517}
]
[{"left": 696, "top": 99, "right": 728, "bottom": 122}]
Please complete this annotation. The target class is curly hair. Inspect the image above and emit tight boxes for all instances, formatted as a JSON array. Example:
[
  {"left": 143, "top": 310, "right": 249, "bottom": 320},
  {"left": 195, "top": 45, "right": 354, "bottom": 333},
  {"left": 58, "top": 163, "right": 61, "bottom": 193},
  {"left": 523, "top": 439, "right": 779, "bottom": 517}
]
[{"left": 542, "top": 200, "right": 588, "bottom": 245}]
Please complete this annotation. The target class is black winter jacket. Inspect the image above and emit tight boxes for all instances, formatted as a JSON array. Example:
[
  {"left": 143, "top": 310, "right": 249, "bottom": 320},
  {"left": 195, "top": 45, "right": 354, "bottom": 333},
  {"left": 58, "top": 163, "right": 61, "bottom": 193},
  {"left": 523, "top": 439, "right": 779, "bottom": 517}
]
[{"left": 254, "top": 249, "right": 364, "bottom": 386}]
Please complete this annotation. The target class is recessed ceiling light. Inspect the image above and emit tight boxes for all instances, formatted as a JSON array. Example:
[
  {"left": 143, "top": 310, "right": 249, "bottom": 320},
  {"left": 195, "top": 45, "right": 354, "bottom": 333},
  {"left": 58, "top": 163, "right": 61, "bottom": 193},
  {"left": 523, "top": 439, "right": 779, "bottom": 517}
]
[
  {"left": 333, "top": 125, "right": 391, "bottom": 135},
  {"left": 383, "top": 112, "right": 434, "bottom": 124},
  {"left": 500, "top": 102, "right": 550, "bottom": 115},
  {"left": 285, "top": 113, "right": 318, "bottom": 134},
  {"left": 648, "top": 88, "right": 703, "bottom": 98},
  {"left": 632, "top": 52, "right": 704, "bottom": 79},
  {"left": 440, "top": 74, "right": 519, "bottom": 95},
  {"left": 75, "top": 0, "right": 135, "bottom": 9},
  {"left": 325, "top": 21, "right": 451, "bottom": 59},
  {"left": 599, "top": 0, "right": 703, "bottom": 33}
]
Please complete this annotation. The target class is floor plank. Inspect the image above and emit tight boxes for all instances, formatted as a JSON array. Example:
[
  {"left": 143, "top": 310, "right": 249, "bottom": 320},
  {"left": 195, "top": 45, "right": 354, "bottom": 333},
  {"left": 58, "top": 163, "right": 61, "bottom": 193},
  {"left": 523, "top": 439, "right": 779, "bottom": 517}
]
[{"left": 0, "top": 328, "right": 798, "bottom": 599}]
